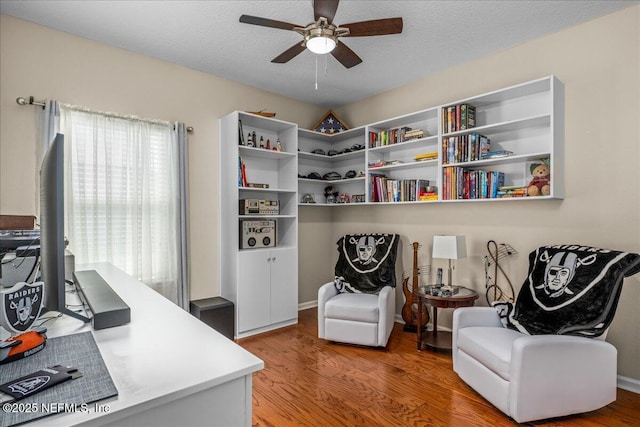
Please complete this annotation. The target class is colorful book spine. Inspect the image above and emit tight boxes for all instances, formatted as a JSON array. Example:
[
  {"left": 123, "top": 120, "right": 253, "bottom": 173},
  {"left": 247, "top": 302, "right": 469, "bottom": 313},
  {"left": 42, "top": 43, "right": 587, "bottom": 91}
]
[
  {"left": 441, "top": 167, "right": 506, "bottom": 200},
  {"left": 460, "top": 104, "right": 476, "bottom": 130},
  {"left": 442, "top": 103, "right": 477, "bottom": 133}
]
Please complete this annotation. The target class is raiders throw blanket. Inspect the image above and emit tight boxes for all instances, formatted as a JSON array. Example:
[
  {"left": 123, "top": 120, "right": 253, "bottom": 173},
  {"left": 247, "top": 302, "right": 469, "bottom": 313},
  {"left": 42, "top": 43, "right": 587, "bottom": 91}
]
[
  {"left": 496, "top": 244, "right": 640, "bottom": 337},
  {"left": 334, "top": 234, "right": 399, "bottom": 294}
]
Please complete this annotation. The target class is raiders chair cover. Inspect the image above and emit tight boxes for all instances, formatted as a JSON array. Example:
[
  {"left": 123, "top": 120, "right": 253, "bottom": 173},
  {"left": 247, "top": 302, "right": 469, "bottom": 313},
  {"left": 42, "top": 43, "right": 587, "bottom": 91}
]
[
  {"left": 494, "top": 245, "right": 640, "bottom": 337},
  {"left": 452, "top": 244, "right": 640, "bottom": 423},
  {"left": 318, "top": 234, "right": 399, "bottom": 347},
  {"left": 334, "top": 234, "right": 399, "bottom": 294}
]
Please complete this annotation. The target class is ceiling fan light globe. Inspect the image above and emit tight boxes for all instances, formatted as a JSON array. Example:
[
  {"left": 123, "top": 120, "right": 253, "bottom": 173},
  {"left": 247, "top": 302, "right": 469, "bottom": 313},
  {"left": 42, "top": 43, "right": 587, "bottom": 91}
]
[{"left": 306, "top": 36, "right": 336, "bottom": 54}]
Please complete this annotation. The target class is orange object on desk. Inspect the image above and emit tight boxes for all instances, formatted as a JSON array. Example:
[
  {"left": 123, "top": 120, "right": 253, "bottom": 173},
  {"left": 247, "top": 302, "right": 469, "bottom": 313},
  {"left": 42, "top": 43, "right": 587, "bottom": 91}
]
[{"left": 0, "top": 328, "right": 47, "bottom": 364}]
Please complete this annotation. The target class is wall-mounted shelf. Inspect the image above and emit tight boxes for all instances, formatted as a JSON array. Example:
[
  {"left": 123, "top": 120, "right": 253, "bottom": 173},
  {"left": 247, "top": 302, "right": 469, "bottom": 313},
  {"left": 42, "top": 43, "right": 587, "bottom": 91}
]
[{"left": 296, "top": 75, "right": 563, "bottom": 205}]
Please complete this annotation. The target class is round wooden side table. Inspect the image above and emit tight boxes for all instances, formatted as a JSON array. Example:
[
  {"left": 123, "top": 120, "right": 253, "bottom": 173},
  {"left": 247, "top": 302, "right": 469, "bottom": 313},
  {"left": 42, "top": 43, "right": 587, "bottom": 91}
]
[{"left": 416, "top": 286, "right": 479, "bottom": 353}]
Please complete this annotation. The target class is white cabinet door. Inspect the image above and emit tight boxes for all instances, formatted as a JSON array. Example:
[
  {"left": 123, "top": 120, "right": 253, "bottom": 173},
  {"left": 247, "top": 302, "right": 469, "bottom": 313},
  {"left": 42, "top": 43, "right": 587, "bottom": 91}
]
[
  {"left": 237, "top": 250, "right": 271, "bottom": 333},
  {"left": 269, "top": 247, "right": 298, "bottom": 324}
]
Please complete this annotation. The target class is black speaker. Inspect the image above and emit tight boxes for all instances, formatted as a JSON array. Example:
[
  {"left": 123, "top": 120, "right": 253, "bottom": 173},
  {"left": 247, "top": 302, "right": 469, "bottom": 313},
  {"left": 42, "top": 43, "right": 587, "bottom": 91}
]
[{"left": 190, "top": 297, "right": 235, "bottom": 340}]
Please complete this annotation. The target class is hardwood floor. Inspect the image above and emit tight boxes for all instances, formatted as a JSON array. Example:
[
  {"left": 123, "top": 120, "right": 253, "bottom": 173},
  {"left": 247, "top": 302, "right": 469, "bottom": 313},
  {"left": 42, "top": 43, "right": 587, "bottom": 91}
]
[{"left": 238, "top": 308, "right": 640, "bottom": 427}]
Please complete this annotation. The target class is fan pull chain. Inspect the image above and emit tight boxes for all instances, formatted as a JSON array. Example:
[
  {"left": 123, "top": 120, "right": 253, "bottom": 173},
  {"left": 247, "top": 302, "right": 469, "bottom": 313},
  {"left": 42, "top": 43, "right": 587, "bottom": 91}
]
[
  {"left": 325, "top": 51, "right": 329, "bottom": 77},
  {"left": 314, "top": 53, "right": 329, "bottom": 90}
]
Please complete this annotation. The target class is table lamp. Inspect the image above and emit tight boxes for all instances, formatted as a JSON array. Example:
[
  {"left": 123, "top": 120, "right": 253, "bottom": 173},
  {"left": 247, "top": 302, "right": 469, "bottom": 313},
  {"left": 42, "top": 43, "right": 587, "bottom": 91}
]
[{"left": 432, "top": 235, "right": 467, "bottom": 287}]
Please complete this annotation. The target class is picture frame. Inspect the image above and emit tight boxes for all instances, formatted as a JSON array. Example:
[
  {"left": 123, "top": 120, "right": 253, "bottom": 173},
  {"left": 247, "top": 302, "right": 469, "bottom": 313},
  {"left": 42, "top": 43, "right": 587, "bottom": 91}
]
[{"left": 311, "top": 109, "right": 350, "bottom": 134}]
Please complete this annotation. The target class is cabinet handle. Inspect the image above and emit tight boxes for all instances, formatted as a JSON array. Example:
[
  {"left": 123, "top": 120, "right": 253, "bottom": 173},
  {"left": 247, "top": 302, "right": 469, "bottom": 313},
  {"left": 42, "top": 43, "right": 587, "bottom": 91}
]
[{"left": 272, "top": 257, "right": 276, "bottom": 262}]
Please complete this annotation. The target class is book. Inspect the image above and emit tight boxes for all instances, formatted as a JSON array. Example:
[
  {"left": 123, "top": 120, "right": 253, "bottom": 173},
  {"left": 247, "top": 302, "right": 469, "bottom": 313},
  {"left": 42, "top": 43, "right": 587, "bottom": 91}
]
[
  {"left": 419, "top": 193, "right": 438, "bottom": 201},
  {"left": 460, "top": 104, "right": 476, "bottom": 130},
  {"left": 238, "top": 156, "right": 248, "bottom": 187},
  {"left": 238, "top": 120, "right": 245, "bottom": 145},
  {"left": 403, "top": 129, "right": 425, "bottom": 140},
  {"left": 482, "top": 150, "right": 513, "bottom": 159},
  {"left": 442, "top": 103, "right": 476, "bottom": 133},
  {"left": 241, "top": 161, "right": 248, "bottom": 187},
  {"left": 441, "top": 167, "right": 506, "bottom": 200},
  {"left": 414, "top": 152, "right": 438, "bottom": 161},
  {"left": 479, "top": 134, "right": 491, "bottom": 157},
  {"left": 490, "top": 171, "right": 505, "bottom": 198},
  {"left": 417, "top": 179, "right": 431, "bottom": 199},
  {"left": 447, "top": 107, "right": 456, "bottom": 132}
]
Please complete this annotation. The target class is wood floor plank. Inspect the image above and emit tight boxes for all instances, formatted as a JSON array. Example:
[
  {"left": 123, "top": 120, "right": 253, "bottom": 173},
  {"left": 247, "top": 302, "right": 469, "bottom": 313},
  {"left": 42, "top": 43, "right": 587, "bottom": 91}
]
[{"left": 239, "top": 308, "right": 640, "bottom": 426}]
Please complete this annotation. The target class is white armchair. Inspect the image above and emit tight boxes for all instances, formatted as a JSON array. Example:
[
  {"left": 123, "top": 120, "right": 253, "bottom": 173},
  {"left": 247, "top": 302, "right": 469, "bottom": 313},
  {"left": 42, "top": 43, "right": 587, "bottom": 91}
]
[
  {"left": 450, "top": 244, "right": 640, "bottom": 423},
  {"left": 452, "top": 244, "right": 640, "bottom": 423},
  {"left": 318, "top": 282, "right": 395, "bottom": 347},
  {"left": 317, "top": 233, "right": 400, "bottom": 348},
  {"left": 452, "top": 307, "right": 617, "bottom": 423}
]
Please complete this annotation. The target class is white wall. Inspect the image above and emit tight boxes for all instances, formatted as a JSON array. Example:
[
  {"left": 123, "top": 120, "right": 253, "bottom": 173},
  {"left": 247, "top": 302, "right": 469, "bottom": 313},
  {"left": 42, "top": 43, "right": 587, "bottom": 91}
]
[
  {"left": 0, "top": 13, "right": 325, "bottom": 302},
  {"left": 306, "top": 5, "right": 639, "bottom": 380},
  {"left": 2, "top": 6, "right": 639, "bottom": 381}
]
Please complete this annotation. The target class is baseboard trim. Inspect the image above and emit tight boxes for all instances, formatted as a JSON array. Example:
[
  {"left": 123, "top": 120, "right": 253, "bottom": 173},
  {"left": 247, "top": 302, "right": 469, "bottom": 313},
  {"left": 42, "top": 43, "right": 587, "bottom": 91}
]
[
  {"left": 618, "top": 375, "right": 640, "bottom": 394},
  {"left": 298, "top": 300, "right": 318, "bottom": 311},
  {"left": 236, "top": 318, "right": 298, "bottom": 339}
]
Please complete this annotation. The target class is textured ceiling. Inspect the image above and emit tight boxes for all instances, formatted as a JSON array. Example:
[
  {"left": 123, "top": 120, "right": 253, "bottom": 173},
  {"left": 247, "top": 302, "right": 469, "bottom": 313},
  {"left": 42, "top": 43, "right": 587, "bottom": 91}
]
[{"left": 0, "top": 0, "right": 636, "bottom": 107}]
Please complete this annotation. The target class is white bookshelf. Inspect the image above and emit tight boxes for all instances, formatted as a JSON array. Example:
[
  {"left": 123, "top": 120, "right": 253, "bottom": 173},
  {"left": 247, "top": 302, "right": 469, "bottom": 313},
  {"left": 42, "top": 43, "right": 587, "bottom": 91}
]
[
  {"left": 218, "top": 111, "right": 298, "bottom": 338},
  {"left": 439, "top": 75, "right": 563, "bottom": 201},
  {"left": 297, "top": 126, "right": 367, "bottom": 206},
  {"left": 296, "top": 75, "right": 564, "bottom": 204},
  {"left": 217, "top": 76, "right": 564, "bottom": 337}
]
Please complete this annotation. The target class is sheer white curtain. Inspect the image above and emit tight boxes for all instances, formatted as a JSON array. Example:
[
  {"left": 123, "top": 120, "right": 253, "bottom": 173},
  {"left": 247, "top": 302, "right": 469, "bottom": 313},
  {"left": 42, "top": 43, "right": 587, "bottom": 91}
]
[{"left": 59, "top": 106, "right": 182, "bottom": 305}]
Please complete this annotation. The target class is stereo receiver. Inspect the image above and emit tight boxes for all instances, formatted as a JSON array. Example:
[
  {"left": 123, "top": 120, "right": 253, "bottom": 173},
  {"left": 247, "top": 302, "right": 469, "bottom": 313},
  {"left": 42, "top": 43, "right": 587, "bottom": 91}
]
[{"left": 239, "top": 199, "right": 279, "bottom": 215}]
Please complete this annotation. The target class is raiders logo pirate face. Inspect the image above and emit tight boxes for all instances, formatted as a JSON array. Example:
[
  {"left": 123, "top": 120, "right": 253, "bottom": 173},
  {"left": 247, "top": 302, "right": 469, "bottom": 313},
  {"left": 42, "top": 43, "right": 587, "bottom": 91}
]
[
  {"left": 334, "top": 234, "right": 399, "bottom": 294},
  {"left": 339, "top": 234, "right": 397, "bottom": 275},
  {"left": 1, "top": 282, "right": 45, "bottom": 334},
  {"left": 353, "top": 235, "right": 383, "bottom": 265},
  {"left": 530, "top": 249, "right": 604, "bottom": 310},
  {"left": 547, "top": 266, "right": 571, "bottom": 291},
  {"left": 542, "top": 252, "right": 578, "bottom": 297}
]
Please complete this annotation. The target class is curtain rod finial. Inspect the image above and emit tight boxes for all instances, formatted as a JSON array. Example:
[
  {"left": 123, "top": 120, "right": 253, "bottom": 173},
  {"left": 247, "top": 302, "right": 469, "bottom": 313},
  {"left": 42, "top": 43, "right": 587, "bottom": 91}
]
[{"left": 16, "top": 96, "right": 46, "bottom": 108}]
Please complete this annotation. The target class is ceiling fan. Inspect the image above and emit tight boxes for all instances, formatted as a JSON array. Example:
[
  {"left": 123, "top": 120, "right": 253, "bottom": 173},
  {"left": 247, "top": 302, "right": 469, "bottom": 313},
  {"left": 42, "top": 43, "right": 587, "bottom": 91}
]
[{"left": 239, "top": 0, "right": 403, "bottom": 69}]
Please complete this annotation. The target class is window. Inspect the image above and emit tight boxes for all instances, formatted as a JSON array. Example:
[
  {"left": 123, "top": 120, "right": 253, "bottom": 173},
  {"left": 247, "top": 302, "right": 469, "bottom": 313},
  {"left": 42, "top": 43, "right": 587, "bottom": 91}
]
[{"left": 60, "top": 107, "right": 180, "bottom": 304}]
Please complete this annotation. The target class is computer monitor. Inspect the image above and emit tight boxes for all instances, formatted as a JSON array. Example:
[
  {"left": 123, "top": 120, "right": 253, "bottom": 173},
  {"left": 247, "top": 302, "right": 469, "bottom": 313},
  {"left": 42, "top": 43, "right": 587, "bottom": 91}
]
[{"left": 39, "top": 133, "right": 89, "bottom": 323}]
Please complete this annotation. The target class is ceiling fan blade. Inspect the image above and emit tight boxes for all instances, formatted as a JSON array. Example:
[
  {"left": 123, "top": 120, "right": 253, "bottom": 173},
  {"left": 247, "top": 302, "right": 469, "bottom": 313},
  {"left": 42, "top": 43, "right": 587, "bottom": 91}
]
[
  {"left": 239, "top": 15, "right": 300, "bottom": 31},
  {"left": 331, "top": 42, "right": 362, "bottom": 69},
  {"left": 272, "top": 43, "right": 307, "bottom": 63},
  {"left": 341, "top": 17, "right": 403, "bottom": 37},
  {"left": 314, "top": 0, "right": 340, "bottom": 23}
]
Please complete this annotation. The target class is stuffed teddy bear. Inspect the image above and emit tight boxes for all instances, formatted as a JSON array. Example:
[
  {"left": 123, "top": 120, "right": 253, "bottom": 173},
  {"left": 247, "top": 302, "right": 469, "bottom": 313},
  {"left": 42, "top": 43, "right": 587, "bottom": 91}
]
[{"left": 527, "top": 161, "right": 550, "bottom": 196}]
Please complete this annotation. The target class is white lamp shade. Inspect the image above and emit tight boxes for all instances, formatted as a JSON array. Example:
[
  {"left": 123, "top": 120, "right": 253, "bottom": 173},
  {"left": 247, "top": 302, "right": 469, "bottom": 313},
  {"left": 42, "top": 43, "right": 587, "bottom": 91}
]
[
  {"left": 432, "top": 235, "right": 467, "bottom": 260},
  {"left": 306, "top": 36, "right": 336, "bottom": 54}
]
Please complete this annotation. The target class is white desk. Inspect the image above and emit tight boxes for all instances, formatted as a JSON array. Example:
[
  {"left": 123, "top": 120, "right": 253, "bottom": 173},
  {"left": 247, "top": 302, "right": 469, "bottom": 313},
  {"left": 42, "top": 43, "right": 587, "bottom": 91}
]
[{"left": 27, "top": 263, "right": 264, "bottom": 426}]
